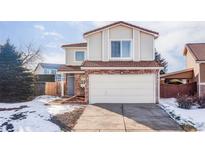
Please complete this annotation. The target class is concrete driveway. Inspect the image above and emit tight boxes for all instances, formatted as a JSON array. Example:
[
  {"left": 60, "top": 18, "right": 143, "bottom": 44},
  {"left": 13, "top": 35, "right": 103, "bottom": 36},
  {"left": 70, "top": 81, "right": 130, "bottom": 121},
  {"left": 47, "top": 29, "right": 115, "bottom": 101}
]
[{"left": 72, "top": 104, "right": 182, "bottom": 132}]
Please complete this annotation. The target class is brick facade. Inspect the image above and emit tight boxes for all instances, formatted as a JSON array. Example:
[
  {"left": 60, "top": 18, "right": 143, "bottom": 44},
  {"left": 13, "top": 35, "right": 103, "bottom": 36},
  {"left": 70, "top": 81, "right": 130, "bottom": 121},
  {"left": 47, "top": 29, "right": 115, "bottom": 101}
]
[
  {"left": 74, "top": 74, "right": 85, "bottom": 96},
  {"left": 200, "top": 85, "right": 205, "bottom": 97},
  {"left": 64, "top": 73, "right": 85, "bottom": 97},
  {"left": 84, "top": 69, "right": 160, "bottom": 104}
]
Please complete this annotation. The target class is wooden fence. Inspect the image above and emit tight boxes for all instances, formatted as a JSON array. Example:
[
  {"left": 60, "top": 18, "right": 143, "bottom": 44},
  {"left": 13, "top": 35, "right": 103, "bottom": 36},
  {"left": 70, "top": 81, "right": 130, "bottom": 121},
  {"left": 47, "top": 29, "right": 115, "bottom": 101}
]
[
  {"left": 34, "top": 82, "right": 45, "bottom": 96},
  {"left": 160, "top": 82, "right": 197, "bottom": 98},
  {"left": 45, "top": 82, "right": 66, "bottom": 96}
]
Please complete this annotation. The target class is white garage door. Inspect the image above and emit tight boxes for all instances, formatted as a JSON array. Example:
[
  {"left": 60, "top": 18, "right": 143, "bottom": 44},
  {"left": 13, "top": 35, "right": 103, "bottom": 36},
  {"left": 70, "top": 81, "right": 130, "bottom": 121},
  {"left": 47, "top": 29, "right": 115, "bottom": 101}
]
[{"left": 89, "top": 74, "right": 156, "bottom": 104}]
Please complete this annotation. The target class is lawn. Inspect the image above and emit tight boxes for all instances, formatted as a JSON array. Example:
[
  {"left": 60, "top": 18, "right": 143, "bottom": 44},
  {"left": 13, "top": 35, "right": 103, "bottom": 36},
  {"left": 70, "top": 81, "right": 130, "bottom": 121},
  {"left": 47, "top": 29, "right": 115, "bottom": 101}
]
[
  {"left": 0, "top": 96, "right": 84, "bottom": 132},
  {"left": 160, "top": 98, "right": 205, "bottom": 131}
]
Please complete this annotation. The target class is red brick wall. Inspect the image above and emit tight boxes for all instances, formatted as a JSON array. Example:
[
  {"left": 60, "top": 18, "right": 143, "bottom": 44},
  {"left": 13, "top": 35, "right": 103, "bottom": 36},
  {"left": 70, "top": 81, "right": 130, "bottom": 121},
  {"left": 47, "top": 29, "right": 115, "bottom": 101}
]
[
  {"left": 74, "top": 74, "right": 85, "bottom": 96},
  {"left": 200, "top": 85, "right": 205, "bottom": 97},
  {"left": 84, "top": 69, "right": 159, "bottom": 104}
]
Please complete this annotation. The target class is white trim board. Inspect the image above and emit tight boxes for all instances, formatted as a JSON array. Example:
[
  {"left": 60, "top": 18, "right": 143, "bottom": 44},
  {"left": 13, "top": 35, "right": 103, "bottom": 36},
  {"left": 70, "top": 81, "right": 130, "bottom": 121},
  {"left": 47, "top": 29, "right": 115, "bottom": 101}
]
[
  {"left": 102, "top": 31, "right": 105, "bottom": 61},
  {"left": 84, "top": 23, "right": 158, "bottom": 38},
  {"left": 63, "top": 47, "right": 87, "bottom": 49},
  {"left": 199, "top": 63, "right": 201, "bottom": 97},
  {"left": 74, "top": 50, "right": 86, "bottom": 62},
  {"left": 132, "top": 28, "right": 135, "bottom": 61},
  {"left": 109, "top": 39, "right": 133, "bottom": 60}
]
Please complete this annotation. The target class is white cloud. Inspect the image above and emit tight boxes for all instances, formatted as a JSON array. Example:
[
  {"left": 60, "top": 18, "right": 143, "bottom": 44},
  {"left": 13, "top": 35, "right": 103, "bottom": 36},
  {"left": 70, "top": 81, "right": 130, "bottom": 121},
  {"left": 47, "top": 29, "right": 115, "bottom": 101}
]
[
  {"left": 45, "top": 42, "right": 60, "bottom": 48},
  {"left": 42, "top": 51, "right": 64, "bottom": 64},
  {"left": 43, "top": 32, "right": 63, "bottom": 39},
  {"left": 34, "top": 24, "right": 45, "bottom": 31},
  {"left": 34, "top": 24, "right": 63, "bottom": 40},
  {"left": 133, "top": 21, "right": 205, "bottom": 72},
  {"left": 41, "top": 21, "right": 205, "bottom": 73},
  {"left": 91, "top": 21, "right": 113, "bottom": 27}
]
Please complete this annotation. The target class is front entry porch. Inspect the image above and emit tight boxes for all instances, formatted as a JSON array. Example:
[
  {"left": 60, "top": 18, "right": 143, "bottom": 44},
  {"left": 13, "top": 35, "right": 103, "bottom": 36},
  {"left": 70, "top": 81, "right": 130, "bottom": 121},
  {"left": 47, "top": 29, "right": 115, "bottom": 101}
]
[
  {"left": 57, "top": 65, "right": 85, "bottom": 98},
  {"left": 60, "top": 73, "right": 85, "bottom": 97}
]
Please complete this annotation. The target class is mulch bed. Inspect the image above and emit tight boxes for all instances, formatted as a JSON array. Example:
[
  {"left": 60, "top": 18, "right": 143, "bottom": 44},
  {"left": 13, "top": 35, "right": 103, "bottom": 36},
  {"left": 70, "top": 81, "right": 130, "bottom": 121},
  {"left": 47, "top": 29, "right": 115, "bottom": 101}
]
[
  {"left": 49, "top": 96, "right": 85, "bottom": 105},
  {"left": 63, "top": 96, "right": 85, "bottom": 104},
  {"left": 50, "top": 107, "right": 85, "bottom": 131}
]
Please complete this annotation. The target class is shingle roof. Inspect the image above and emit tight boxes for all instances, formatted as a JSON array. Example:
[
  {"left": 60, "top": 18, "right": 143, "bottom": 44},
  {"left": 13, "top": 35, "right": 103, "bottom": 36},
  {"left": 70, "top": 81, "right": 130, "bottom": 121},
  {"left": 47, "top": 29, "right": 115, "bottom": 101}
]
[
  {"left": 39, "top": 63, "right": 63, "bottom": 69},
  {"left": 160, "top": 68, "right": 193, "bottom": 79},
  {"left": 184, "top": 43, "right": 205, "bottom": 61},
  {"left": 81, "top": 61, "right": 162, "bottom": 68},
  {"left": 61, "top": 42, "right": 87, "bottom": 48},
  {"left": 58, "top": 65, "right": 82, "bottom": 72},
  {"left": 83, "top": 21, "right": 159, "bottom": 36}
]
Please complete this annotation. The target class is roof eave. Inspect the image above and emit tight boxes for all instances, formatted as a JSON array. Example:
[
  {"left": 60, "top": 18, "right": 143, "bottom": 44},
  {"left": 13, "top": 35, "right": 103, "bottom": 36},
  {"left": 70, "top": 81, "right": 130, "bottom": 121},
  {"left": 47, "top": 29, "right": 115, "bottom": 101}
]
[
  {"left": 81, "top": 66, "right": 163, "bottom": 70},
  {"left": 160, "top": 68, "right": 194, "bottom": 78},
  {"left": 83, "top": 21, "right": 159, "bottom": 38}
]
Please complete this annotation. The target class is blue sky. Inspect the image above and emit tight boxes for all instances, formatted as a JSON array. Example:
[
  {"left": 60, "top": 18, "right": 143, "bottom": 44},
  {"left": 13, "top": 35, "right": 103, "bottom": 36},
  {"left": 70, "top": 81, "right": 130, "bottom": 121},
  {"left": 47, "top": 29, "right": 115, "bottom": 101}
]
[{"left": 1, "top": 21, "right": 205, "bottom": 72}]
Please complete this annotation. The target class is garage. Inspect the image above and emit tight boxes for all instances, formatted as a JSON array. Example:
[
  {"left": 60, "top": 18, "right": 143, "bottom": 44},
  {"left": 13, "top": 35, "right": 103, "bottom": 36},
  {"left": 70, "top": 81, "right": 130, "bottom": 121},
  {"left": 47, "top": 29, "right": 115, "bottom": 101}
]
[{"left": 89, "top": 74, "right": 156, "bottom": 104}]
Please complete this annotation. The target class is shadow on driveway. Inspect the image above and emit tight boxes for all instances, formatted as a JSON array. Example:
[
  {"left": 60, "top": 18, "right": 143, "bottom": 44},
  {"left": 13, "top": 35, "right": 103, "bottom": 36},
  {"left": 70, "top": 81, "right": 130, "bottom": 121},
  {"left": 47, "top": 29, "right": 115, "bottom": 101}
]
[{"left": 73, "top": 103, "right": 182, "bottom": 132}]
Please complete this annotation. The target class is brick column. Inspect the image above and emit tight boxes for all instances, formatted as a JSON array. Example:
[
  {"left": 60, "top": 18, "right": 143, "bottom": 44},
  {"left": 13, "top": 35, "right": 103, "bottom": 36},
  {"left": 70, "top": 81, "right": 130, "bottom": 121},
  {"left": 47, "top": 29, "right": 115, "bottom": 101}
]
[{"left": 74, "top": 74, "right": 85, "bottom": 96}]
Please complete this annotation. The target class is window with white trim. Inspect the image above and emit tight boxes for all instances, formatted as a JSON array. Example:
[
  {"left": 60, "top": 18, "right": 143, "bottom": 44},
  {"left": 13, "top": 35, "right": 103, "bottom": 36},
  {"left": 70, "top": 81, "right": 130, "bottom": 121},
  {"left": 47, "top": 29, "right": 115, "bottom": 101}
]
[
  {"left": 111, "top": 40, "right": 131, "bottom": 58},
  {"left": 75, "top": 51, "right": 85, "bottom": 61},
  {"left": 51, "top": 69, "right": 57, "bottom": 74},
  {"left": 44, "top": 69, "right": 50, "bottom": 74}
]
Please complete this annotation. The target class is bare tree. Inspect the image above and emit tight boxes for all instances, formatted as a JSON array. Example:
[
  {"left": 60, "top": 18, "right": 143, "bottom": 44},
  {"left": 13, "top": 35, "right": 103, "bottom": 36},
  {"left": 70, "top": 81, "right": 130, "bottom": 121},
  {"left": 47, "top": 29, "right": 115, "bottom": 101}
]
[{"left": 19, "top": 43, "right": 43, "bottom": 70}]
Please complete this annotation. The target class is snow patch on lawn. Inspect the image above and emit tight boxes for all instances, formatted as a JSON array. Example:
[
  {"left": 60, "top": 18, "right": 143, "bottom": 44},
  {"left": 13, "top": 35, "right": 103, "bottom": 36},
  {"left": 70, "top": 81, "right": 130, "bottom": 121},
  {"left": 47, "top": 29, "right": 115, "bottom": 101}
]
[
  {"left": 0, "top": 96, "right": 83, "bottom": 132},
  {"left": 159, "top": 98, "right": 205, "bottom": 131}
]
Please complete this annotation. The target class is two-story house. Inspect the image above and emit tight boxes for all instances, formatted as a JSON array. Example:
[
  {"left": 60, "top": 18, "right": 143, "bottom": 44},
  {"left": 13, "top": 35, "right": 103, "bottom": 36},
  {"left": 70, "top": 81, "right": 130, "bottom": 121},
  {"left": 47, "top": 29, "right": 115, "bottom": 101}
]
[
  {"left": 59, "top": 21, "right": 162, "bottom": 104},
  {"left": 161, "top": 43, "right": 205, "bottom": 97}
]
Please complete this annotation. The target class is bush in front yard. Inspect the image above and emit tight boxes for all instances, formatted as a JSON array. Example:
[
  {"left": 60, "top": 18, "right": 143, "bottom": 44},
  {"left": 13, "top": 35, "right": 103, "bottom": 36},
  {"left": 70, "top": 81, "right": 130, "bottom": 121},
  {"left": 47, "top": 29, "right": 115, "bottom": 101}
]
[
  {"left": 0, "top": 40, "right": 34, "bottom": 102},
  {"left": 198, "top": 97, "right": 205, "bottom": 108},
  {"left": 177, "top": 95, "right": 194, "bottom": 109}
]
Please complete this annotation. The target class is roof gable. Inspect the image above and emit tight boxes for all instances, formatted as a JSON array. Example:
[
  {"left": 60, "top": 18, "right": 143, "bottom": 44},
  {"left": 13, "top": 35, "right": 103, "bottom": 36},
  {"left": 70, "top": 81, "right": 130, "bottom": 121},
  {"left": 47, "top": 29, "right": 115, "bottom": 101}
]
[
  {"left": 61, "top": 42, "right": 87, "bottom": 48},
  {"left": 184, "top": 43, "right": 205, "bottom": 61},
  {"left": 83, "top": 21, "right": 159, "bottom": 37},
  {"left": 38, "top": 63, "right": 62, "bottom": 69}
]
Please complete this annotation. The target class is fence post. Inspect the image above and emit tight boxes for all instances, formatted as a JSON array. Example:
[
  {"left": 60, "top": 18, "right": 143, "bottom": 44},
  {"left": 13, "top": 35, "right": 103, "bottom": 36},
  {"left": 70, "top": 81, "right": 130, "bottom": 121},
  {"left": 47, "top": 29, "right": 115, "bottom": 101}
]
[{"left": 61, "top": 73, "right": 64, "bottom": 97}]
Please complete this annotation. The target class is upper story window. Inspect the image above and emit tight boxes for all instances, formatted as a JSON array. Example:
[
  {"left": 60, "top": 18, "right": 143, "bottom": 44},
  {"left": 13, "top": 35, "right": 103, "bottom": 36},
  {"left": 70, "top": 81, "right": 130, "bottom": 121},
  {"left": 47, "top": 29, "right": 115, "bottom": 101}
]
[
  {"left": 75, "top": 51, "right": 85, "bottom": 61},
  {"left": 44, "top": 69, "right": 50, "bottom": 74},
  {"left": 51, "top": 69, "right": 57, "bottom": 74},
  {"left": 111, "top": 40, "right": 131, "bottom": 58},
  {"left": 44, "top": 69, "right": 57, "bottom": 74}
]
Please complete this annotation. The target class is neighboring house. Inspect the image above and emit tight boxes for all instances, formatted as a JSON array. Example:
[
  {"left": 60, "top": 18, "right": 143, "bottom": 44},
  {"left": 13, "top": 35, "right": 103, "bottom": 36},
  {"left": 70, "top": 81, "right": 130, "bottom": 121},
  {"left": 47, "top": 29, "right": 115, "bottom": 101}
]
[
  {"left": 59, "top": 21, "right": 162, "bottom": 104},
  {"left": 34, "top": 63, "right": 63, "bottom": 81},
  {"left": 161, "top": 43, "right": 205, "bottom": 97}
]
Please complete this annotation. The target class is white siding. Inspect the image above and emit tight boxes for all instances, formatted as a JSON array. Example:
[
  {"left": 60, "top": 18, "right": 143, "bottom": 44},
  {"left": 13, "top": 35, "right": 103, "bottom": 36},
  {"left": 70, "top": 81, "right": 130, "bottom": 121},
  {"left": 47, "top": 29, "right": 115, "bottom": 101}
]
[
  {"left": 133, "top": 29, "right": 140, "bottom": 61},
  {"left": 88, "top": 32, "right": 102, "bottom": 60},
  {"left": 109, "top": 25, "right": 133, "bottom": 39},
  {"left": 89, "top": 74, "right": 156, "bottom": 104},
  {"left": 140, "top": 32, "right": 154, "bottom": 60},
  {"left": 65, "top": 47, "right": 87, "bottom": 65},
  {"left": 85, "top": 24, "right": 155, "bottom": 62},
  {"left": 34, "top": 65, "right": 44, "bottom": 74},
  {"left": 102, "top": 29, "right": 109, "bottom": 61},
  {"left": 186, "top": 50, "right": 200, "bottom": 78}
]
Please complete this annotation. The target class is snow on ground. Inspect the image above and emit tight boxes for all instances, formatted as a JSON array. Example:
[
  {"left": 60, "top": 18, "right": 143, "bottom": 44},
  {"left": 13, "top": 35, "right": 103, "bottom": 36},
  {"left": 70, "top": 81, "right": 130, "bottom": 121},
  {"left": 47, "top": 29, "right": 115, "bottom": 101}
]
[
  {"left": 159, "top": 98, "right": 205, "bottom": 131},
  {"left": 0, "top": 96, "right": 83, "bottom": 132}
]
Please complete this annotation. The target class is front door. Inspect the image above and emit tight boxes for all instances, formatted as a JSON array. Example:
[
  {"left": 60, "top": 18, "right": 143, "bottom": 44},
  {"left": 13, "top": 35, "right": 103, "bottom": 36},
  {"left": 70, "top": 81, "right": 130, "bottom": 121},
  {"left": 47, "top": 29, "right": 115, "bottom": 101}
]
[{"left": 67, "top": 74, "right": 74, "bottom": 96}]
